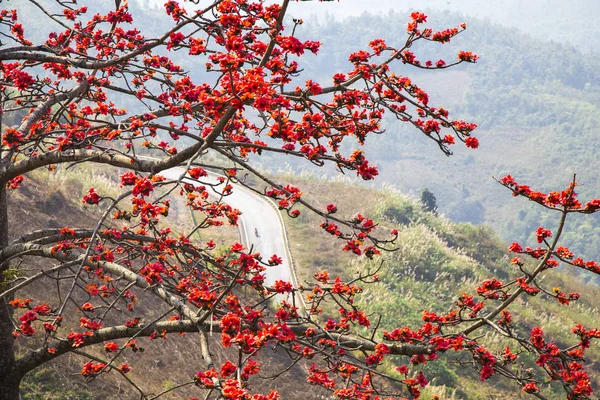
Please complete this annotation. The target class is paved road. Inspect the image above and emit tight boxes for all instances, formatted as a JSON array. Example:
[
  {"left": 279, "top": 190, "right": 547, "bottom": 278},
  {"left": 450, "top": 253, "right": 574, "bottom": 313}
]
[{"left": 160, "top": 167, "right": 298, "bottom": 296}]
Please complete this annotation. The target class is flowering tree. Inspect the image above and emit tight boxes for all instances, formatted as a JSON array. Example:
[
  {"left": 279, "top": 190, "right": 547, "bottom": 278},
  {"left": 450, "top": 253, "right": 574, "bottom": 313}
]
[{"left": 1, "top": 1, "right": 598, "bottom": 399}]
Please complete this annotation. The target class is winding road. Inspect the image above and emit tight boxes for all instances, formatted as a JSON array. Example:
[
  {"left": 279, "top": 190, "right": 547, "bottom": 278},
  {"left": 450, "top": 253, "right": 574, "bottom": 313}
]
[{"left": 160, "top": 167, "right": 303, "bottom": 307}]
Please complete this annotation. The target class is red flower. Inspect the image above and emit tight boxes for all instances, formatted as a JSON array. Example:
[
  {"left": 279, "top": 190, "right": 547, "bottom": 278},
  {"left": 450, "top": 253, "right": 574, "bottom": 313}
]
[
  {"left": 279, "top": 35, "right": 305, "bottom": 56},
  {"left": 268, "top": 254, "right": 282, "bottom": 266},
  {"left": 104, "top": 342, "right": 118, "bottom": 352},
  {"left": 272, "top": 280, "right": 293, "bottom": 293},
  {"left": 6, "top": 175, "right": 24, "bottom": 190},
  {"left": 220, "top": 314, "right": 241, "bottom": 335},
  {"left": 522, "top": 382, "right": 539, "bottom": 393},
  {"left": 82, "top": 188, "right": 100, "bottom": 205},
  {"left": 410, "top": 11, "right": 427, "bottom": 23},
  {"left": 120, "top": 172, "right": 137, "bottom": 186},
  {"left": 80, "top": 302, "right": 94, "bottom": 313},
  {"left": 443, "top": 134, "right": 455, "bottom": 144},
  {"left": 2, "top": 128, "right": 23, "bottom": 148},
  {"left": 19, "top": 311, "right": 37, "bottom": 323},
  {"left": 458, "top": 50, "right": 479, "bottom": 62},
  {"left": 535, "top": 227, "right": 552, "bottom": 243},
  {"left": 124, "top": 318, "right": 140, "bottom": 328},
  {"left": 396, "top": 364, "right": 409, "bottom": 375},
  {"left": 43, "top": 322, "right": 56, "bottom": 333},
  {"left": 465, "top": 137, "right": 479, "bottom": 149},
  {"left": 332, "top": 73, "right": 346, "bottom": 85},
  {"left": 508, "top": 242, "right": 523, "bottom": 253},
  {"left": 220, "top": 360, "right": 237, "bottom": 377},
  {"left": 132, "top": 177, "right": 154, "bottom": 197},
  {"left": 81, "top": 361, "right": 105, "bottom": 376},
  {"left": 58, "top": 227, "right": 75, "bottom": 237}
]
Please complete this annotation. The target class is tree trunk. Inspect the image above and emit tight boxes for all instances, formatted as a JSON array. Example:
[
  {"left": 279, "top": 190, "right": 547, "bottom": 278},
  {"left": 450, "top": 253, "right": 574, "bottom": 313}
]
[{"left": 0, "top": 185, "right": 20, "bottom": 399}]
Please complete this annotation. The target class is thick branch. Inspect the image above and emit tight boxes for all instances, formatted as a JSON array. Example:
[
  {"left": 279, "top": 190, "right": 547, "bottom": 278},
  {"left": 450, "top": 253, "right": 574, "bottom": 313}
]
[
  {"left": 15, "top": 320, "right": 208, "bottom": 376},
  {"left": 15, "top": 319, "right": 431, "bottom": 376},
  {"left": 0, "top": 143, "right": 202, "bottom": 182},
  {"left": 17, "top": 80, "right": 89, "bottom": 136}
]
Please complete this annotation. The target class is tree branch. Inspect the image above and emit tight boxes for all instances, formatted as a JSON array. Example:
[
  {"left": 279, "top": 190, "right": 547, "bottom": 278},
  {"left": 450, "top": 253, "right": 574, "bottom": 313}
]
[{"left": 16, "top": 319, "right": 431, "bottom": 376}]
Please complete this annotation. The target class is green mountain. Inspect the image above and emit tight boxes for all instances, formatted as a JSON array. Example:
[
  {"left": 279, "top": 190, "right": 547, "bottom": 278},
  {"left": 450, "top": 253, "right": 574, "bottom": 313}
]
[{"left": 270, "top": 11, "right": 600, "bottom": 265}]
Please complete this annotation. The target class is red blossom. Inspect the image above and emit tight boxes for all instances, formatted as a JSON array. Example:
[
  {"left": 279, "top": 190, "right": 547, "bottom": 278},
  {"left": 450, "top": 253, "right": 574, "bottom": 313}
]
[
  {"left": 465, "top": 137, "right": 479, "bottom": 149},
  {"left": 82, "top": 188, "right": 100, "bottom": 205},
  {"left": 522, "top": 382, "right": 539, "bottom": 394},
  {"left": 6, "top": 6, "right": 577, "bottom": 399},
  {"left": 458, "top": 50, "right": 479, "bottom": 62},
  {"left": 81, "top": 361, "right": 106, "bottom": 377},
  {"left": 6, "top": 175, "right": 24, "bottom": 189},
  {"left": 132, "top": 177, "right": 154, "bottom": 197},
  {"left": 104, "top": 342, "right": 118, "bottom": 352},
  {"left": 535, "top": 227, "right": 552, "bottom": 243}
]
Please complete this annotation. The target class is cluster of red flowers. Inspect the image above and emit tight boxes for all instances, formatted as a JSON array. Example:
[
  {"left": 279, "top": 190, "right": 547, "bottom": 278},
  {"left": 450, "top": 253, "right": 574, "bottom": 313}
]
[
  {"left": 82, "top": 188, "right": 100, "bottom": 205},
  {"left": 499, "top": 175, "right": 600, "bottom": 213},
  {"left": 476, "top": 278, "right": 507, "bottom": 300},
  {"left": 81, "top": 362, "right": 106, "bottom": 377},
  {"left": 530, "top": 327, "right": 594, "bottom": 397},
  {"left": 9, "top": 299, "right": 54, "bottom": 337}
]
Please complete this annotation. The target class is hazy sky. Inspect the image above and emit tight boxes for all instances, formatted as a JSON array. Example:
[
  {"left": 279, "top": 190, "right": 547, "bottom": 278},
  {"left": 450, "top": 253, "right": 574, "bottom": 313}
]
[
  {"left": 274, "top": 0, "right": 414, "bottom": 19},
  {"left": 146, "top": 0, "right": 453, "bottom": 19},
  {"left": 143, "top": 0, "right": 599, "bottom": 52},
  {"left": 143, "top": 0, "right": 538, "bottom": 20}
]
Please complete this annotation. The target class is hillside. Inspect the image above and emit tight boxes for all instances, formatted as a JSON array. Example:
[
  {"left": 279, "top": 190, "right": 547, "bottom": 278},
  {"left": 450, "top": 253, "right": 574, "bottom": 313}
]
[
  {"left": 7, "top": 161, "right": 600, "bottom": 399},
  {"left": 7, "top": 168, "right": 319, "bottom": 400},
  {"left": 279, "top": 174, "right": 600, "bottom": 399}
]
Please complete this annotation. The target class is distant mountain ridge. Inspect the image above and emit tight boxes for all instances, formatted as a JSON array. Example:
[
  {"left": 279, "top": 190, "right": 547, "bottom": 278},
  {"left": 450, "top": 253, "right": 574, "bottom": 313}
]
[{"left": 258, "top": 9, "right": 600, "bottom": 262}]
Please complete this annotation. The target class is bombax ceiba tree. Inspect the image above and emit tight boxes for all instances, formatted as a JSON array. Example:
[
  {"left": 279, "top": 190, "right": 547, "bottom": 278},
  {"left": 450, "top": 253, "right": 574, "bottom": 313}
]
[{"left": 1, "top": 1, "right": 599, "bottom": 399}]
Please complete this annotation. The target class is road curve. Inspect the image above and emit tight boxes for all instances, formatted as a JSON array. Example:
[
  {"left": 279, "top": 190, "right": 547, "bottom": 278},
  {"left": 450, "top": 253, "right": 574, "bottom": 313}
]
[{"left": 160, "top": 167, "right": 301, "bottom": 304}]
